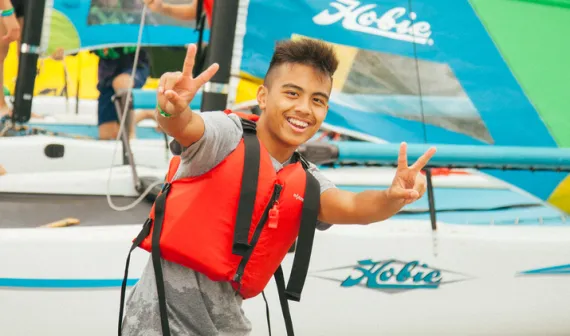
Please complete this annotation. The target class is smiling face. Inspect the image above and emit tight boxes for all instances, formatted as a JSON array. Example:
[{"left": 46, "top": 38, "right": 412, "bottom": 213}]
[{"left": 257, "top": 63, "right": 332, "bottom": 149}]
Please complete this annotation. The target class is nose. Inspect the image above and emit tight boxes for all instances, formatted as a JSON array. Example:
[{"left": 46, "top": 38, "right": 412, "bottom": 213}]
[{"left": 295, "top": 97, "right": 312, "bottom": 116}]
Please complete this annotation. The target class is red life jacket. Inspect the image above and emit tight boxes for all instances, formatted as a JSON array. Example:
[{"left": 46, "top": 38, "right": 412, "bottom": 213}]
[{"left": 119, "top": 110, "right": 321, "bottom": 336}]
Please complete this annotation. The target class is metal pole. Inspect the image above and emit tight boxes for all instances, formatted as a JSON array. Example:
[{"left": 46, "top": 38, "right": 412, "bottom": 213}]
[
  {"left": 199, "top": 0, "right": 240, "bottom": 112},
  {"left": 425, "top": 168, "right": 437, "bottom": 231},
  {"left": 12, "top": 0, "right": 47, "bottom": 124}
]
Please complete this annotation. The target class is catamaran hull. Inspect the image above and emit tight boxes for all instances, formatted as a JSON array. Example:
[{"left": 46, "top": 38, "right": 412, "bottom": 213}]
[
  {"left": 1, "top": 222, "right": 568, "bottom": 336},
  {"left": 0, "top": 135, "right": 171, "bottom": 173}
]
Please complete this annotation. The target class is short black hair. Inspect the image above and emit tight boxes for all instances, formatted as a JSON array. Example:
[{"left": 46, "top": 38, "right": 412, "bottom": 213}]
[{"left": 264, "top": 38, "right": 339, "bottom": 86}]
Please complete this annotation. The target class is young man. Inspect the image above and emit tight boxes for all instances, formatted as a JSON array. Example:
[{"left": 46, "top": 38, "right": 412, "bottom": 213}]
[
  {"left": 120, "top": 39, "right": 436, "bottom": 335},
  {"left": 0, "top": 0, "right": 24, "bottom": 116}
]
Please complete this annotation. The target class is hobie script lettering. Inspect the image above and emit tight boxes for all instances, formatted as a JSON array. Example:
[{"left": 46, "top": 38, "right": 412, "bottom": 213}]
[
  {"left": 313, "top": 0, "right": 434, "bottom": 45},
  {"left": 341, "top": 259, "right": 442, "bottom": 288}
]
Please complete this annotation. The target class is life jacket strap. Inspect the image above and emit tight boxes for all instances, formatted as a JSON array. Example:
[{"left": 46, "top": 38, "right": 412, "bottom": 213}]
[
  {"left": 292, "top": 151, "right": 311, "bottom": 170},
  {"left": 232, "top": 122, "right": 261, "bottom": 256},
  {"left": 150, "top": 183, "right": 172, "bottom": 336},
  {"left": 118, "top": 217, "right": 152, "bottom": 335},
  {"left": 240, "top": 117, "right": 257, "bottom": 134},
  {"left": 274, "top": 265, "right": 296, "bottom": 335},
  {"left": 261, "top": 291, "right": 272, "bottom": 335},
  {"left": 118, "top": 183, "right": 173, "bottom": 336},
  {"left": 284, "top": 169, "right": 320, "bottom": 301},
  {"left": 269, "top": 167, "right": 321, "bottom": 336}
]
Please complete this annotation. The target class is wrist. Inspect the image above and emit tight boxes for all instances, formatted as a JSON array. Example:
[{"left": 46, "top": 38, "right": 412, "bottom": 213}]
[
  {"left": 0, "top": 7, "right": 14, "bottom": 17},
  {"left": 156, "top": 104, "right": 189, "bottom": 118}
]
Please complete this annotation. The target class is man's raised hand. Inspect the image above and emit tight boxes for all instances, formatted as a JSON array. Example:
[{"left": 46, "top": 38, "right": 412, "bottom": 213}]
[
  {"left": 387, "top": 142, "right": 437, "bottom": 205},
  {"left": 157, "top": 44, "right": 219, "bottom": 116}
]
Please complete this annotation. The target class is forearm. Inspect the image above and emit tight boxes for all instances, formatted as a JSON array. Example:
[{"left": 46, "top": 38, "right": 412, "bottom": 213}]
[
  {"left": 0, "top": 0, "right": 12, "bottom": 9},
  {"left": 161, "top": 3, "right": 197, "bottom": 21},
  {"left": 351, "top": 190, "right": 403, "bottom": 224},
  {"left": 319, "top": 188, "right": 404, "bottom": 225}
]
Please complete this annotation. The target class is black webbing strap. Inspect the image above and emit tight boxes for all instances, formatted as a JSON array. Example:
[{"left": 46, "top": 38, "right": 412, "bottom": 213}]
[
  {"left": 284, "top": 170, "right": 320, "bottom": 301},
  {"left": 274, "top": 265, "right": 295, "bottom": 336},
  {"left": 118, "top": 183, "right": 173, "bottom": 336},
  {"left": 196, "top": 0, "right": 204, "bottom": 25},
  {"left": 118, "top": 218, "right": 152, "bottom": 335},
  {"left": 192, "top": 0, "right": 207, "bottom": 78},
  {"left": 262, "top": 291, "right": 272, "bottom": 336},
  {"left": 151, "top": 183, "right": 172, "bottom": 336},
  {"left": 271, "top": 159, "right": 321, "bottom": 336},
  {"left": 232, "top": 118, "right": 261, "bottom": 256}
]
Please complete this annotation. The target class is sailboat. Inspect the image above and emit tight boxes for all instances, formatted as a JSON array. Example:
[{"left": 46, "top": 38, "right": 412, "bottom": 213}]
[{"left": 2, "top": 0, "right": 570, "bottom": 335}]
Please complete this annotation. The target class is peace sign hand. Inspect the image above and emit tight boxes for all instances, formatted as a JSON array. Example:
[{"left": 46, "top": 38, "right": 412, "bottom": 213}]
[
  {"left": 157, "top": 44, "right": 219, "bottom": 116},
  {"left": 387, "top": 142, "right": 437, "bottom": 205}
]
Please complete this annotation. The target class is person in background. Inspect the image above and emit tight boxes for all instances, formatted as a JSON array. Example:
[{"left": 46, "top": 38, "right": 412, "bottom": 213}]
[
  {"left": 52, "top": 46, "right": 152, "bottom": 139},
  {"left": 0, "top": 0, "right": 24, "bottom": 117},
  {"left": 93, "top": 47, "right": 151, "bottom": 139},
  {"left": 142, "top": 0, "right": 214, "bottom": 25},
  {"left": 139, "top": 0, "right": 214, "bottom": 136}
]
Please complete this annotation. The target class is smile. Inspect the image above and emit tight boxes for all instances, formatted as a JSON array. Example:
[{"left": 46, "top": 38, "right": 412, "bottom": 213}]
[{"left": 287, "top": 117, "right": 309, "bottom": 132}]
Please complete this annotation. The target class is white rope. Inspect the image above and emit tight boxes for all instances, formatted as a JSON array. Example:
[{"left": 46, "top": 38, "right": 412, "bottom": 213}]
[{"left": 106, "top": 5, "right": 163, "bottom": 212}]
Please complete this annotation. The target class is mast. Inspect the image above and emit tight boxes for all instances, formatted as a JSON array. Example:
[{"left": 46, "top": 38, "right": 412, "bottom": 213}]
[
  {"left": 11, "top": 0, "right": 49, "bottom": 124},
  {"left": 199, "top": 0, "right": 241, "bottom": 112}
]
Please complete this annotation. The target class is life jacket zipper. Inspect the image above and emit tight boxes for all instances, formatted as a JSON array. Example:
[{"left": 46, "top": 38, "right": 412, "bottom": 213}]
[{"left": 233, "top": 184, "right": 283, "bottom": 284}]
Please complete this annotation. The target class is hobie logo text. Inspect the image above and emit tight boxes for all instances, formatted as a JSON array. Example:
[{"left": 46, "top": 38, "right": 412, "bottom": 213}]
[
  {"left": 341, "top": 259, "right": 441, "bottom": 289},
  {"left": 313, "top": 0, "right": 434, "bottom": 45}
]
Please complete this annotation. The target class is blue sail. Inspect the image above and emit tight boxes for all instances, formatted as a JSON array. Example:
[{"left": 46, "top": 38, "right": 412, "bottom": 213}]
[{"left": 50, "top": 0, "right": 207, "bottom": 53}]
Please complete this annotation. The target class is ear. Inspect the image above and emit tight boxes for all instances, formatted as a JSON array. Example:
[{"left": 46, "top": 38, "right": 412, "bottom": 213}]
[{"left": 256, "top": 85, "right": 268, "bottom": 111}]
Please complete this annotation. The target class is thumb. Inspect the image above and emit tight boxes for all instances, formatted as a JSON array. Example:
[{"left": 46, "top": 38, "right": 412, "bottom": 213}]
[
  {"left": 389, "top": 187, "right": 419, "bottom": 201},
  {"left": 164, "top": 89, "right": 188, "bottom": 112}
]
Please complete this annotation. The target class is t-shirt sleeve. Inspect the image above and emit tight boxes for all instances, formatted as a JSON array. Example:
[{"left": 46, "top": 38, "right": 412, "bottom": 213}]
[
  {"left": 171, "top": 111, "right": 243, "bottom": 179},
  {"left": 306, "top": 162, "right": 337, "bottom": 231}
]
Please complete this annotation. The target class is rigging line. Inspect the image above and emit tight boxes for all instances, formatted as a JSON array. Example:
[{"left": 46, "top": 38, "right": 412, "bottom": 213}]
[
  {"left": 105, "top": 5, "right": 163, "bottom": 212},
  {"left": 407, "top": 0, "right": 428, "bottom": 144},
  {"left": 407, "top": 0, "right": 438, "bottom": 237}
]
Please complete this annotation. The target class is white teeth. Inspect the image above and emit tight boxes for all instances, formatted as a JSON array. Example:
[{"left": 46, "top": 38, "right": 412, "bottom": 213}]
[{"left": 287, "top": 118, "right": 308, "bottom": 128}]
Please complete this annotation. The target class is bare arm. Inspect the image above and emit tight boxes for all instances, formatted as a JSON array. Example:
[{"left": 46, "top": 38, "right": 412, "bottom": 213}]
[
  {"left": 155, "top": 44, "right": 219, "bottom": 147},
  {"left": 155, "top": 106, "right": 204, "bottom": 147},
  {"left": 0, "top": 0, "right": 12, "bottom": 9},
  {"left": 0, "top": 0, "right": 20, "bottom": 43},
  {"left": 143, "top": 0, "right": 198, "bottom": 21},
  {"left": 319, "top": 189, "right": 405, "bottom": 224},
  {"left": 160, "top": 2, "right": 197, "bottom": 21},
  {"left": 318, "top": 143, "right": 436, "bottom": 225}
]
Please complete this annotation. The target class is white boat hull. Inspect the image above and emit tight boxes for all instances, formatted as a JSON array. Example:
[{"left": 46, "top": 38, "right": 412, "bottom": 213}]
[
  {"left": 1, "top": 159, "right": 567, "bottom": 335},
  {"left": 1, "top": 222, "right": 569, "bottom": 336},
  {"left": 0, "top": 135, "right": 171, "bottom": 173}
]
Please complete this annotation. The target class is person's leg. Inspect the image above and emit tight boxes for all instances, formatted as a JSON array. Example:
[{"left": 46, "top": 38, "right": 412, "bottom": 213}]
[
  {"left": 110, "top": 65, "right": 150, "bottom": 138},
  {"left": 97, "top": 84, "right": 120, "bottom": 140}
]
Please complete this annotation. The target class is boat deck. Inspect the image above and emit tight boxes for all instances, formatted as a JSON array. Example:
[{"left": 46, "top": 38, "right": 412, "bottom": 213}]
[{"left": 0, "top": 193, "right": 152, "bottom": 228}]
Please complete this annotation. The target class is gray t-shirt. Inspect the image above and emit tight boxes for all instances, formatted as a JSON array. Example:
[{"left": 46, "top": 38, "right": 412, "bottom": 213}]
[{"left": 121, "top": 112, "right": 336, "bottom": 336}]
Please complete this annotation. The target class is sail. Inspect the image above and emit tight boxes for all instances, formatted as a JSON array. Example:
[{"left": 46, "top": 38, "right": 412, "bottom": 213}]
[
  {"left": 232, "top": 0, "right": 570, "bottom": 211},
  {"left": 20, "top": 0, "right": 570, "bottom": 212},
  {"left": 44, "top": 0, "right": 205, "bottom": 56}
]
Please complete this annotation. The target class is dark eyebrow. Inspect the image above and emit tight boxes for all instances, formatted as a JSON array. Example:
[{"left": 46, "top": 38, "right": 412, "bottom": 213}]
[{"left": 281, "top": 83, "right": 329, "bottom": 101}]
